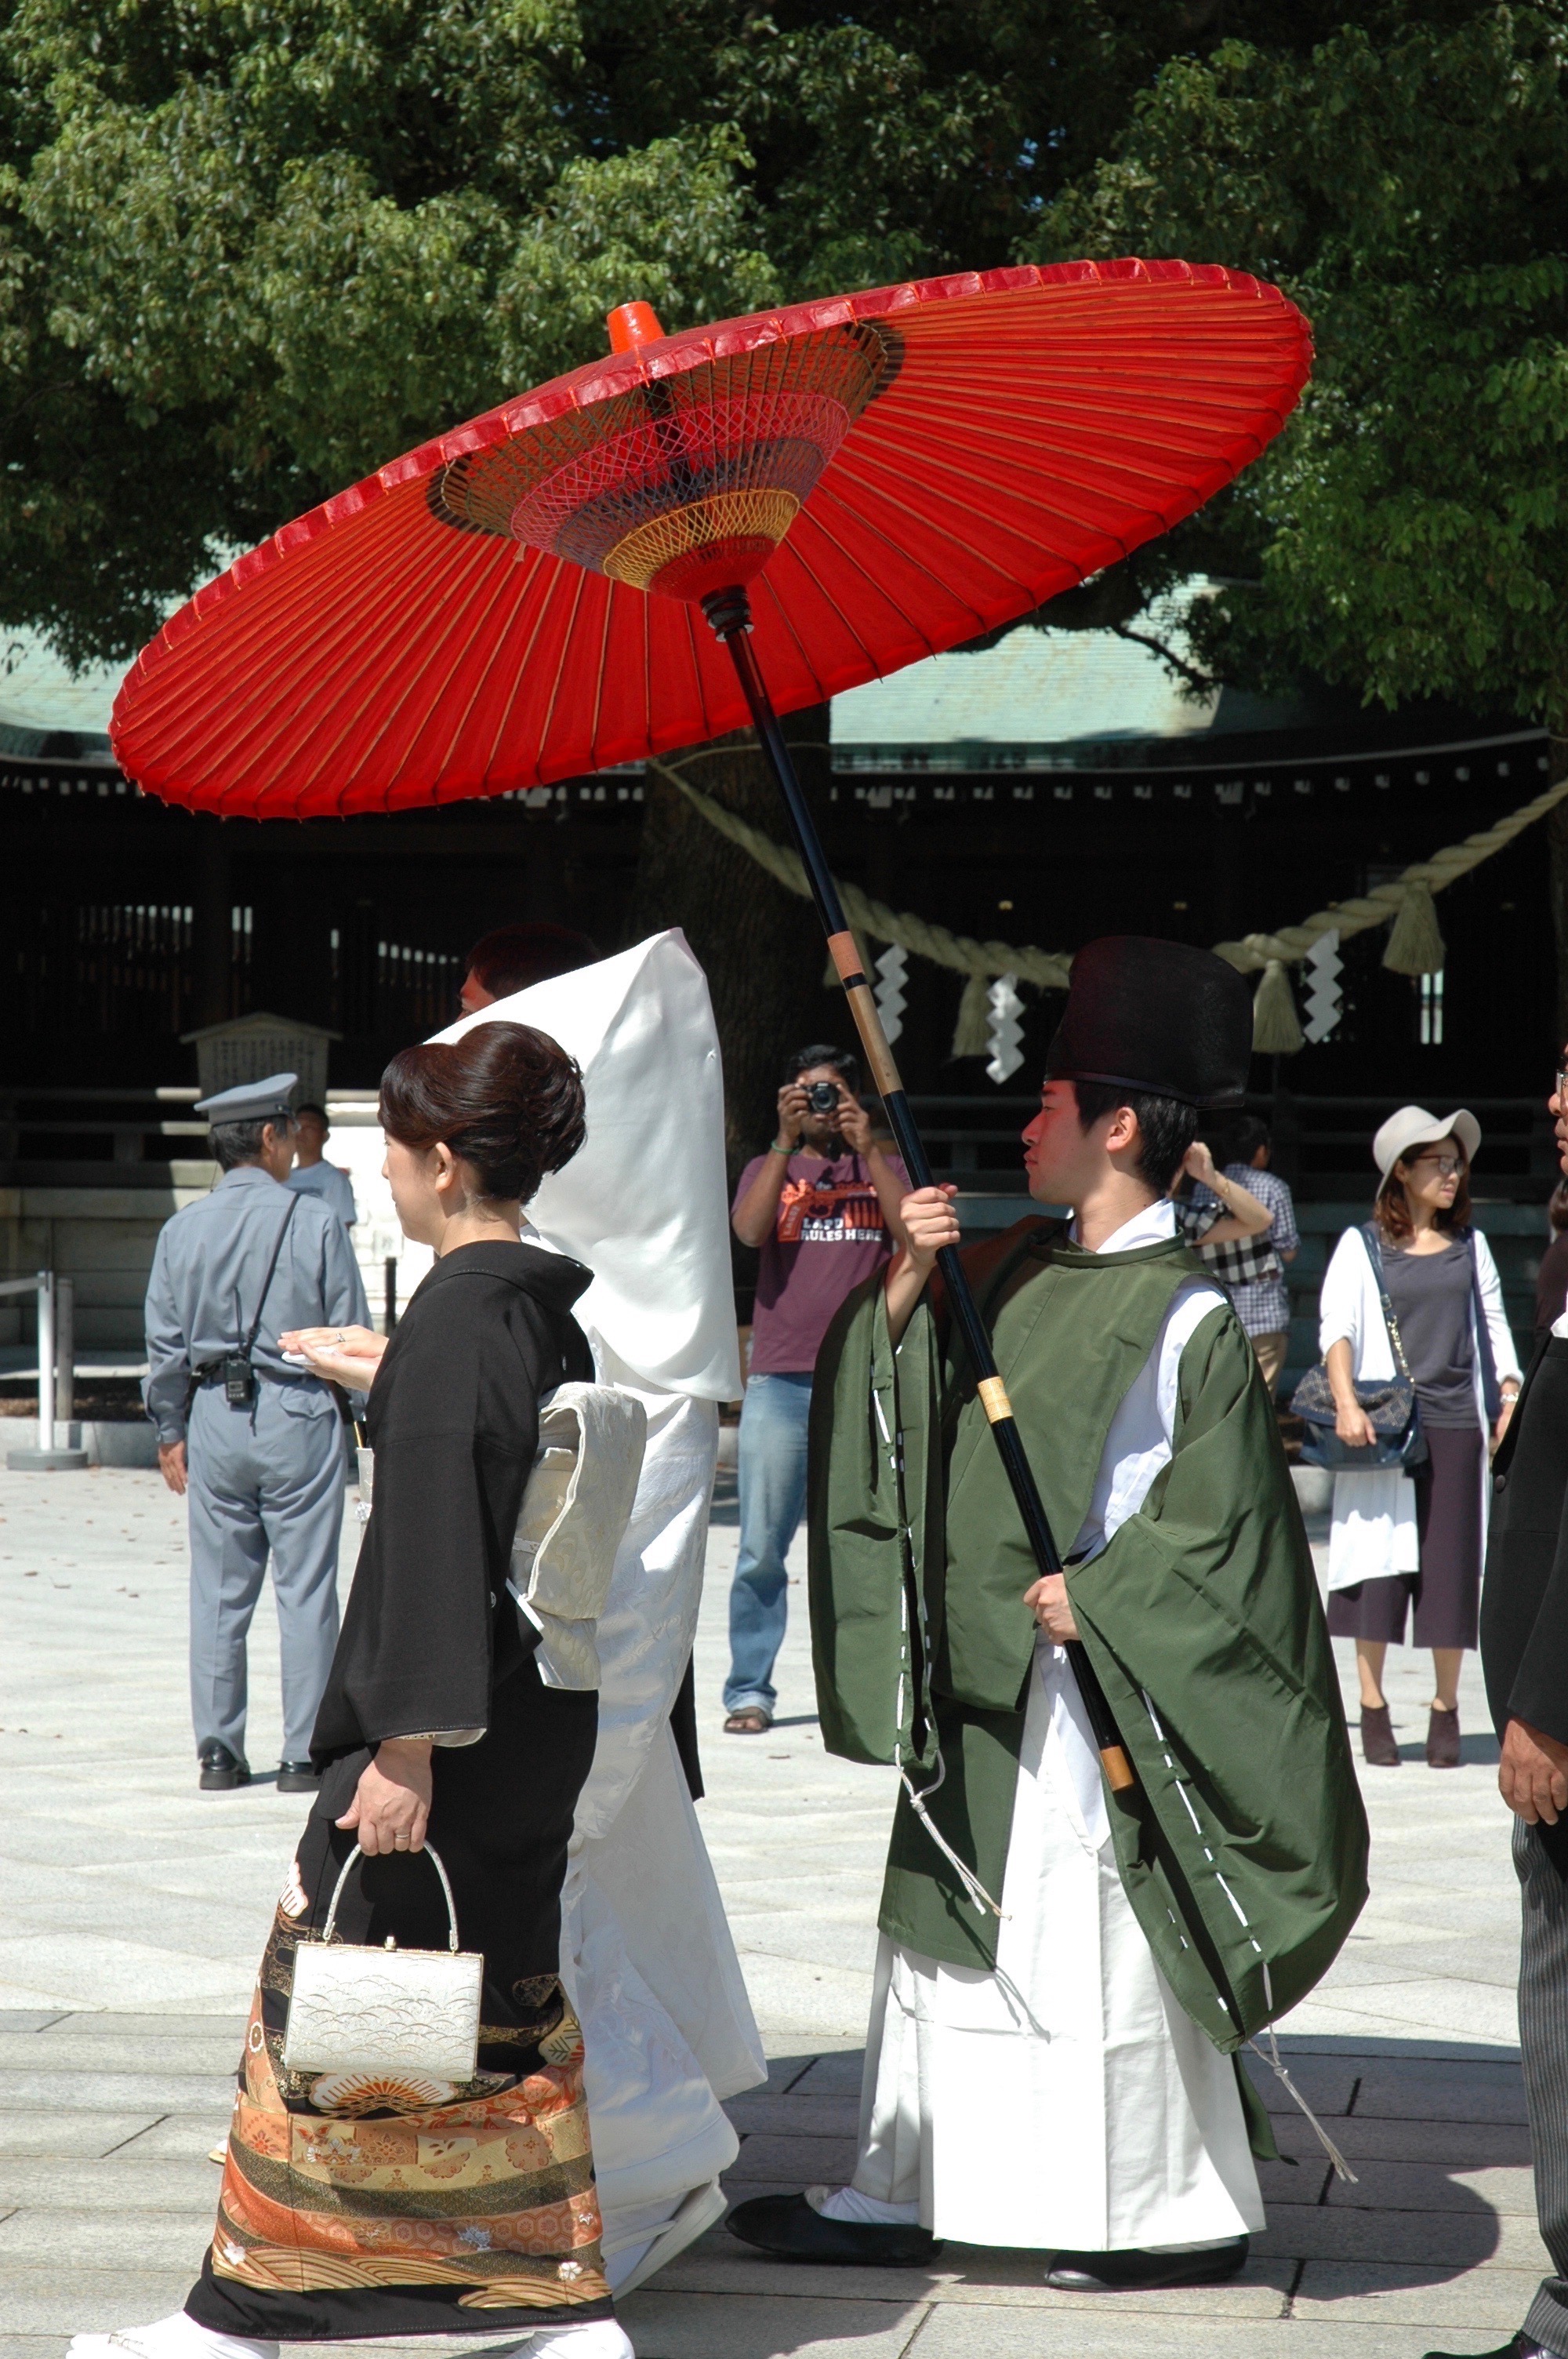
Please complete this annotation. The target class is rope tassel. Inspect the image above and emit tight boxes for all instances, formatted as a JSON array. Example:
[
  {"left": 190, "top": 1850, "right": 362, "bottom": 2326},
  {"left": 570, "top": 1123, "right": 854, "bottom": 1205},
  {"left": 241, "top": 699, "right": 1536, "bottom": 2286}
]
[
  {"left": 1382, "top": 880, "right": 1446, "bottom": 976},
  {"left": 898, "top": 1756, "right": 1008, "bottom": 1920},
  {"left": 1247, "top": 2030, "right": 1358, "bottom": 2184}
]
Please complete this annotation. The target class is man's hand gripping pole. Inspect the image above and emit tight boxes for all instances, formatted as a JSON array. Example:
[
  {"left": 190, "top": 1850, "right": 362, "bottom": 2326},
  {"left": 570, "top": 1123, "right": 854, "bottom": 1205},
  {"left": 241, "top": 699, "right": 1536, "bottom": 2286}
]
[{"left": 702, "top": 584, "right": 1135, "bottom": 1798}]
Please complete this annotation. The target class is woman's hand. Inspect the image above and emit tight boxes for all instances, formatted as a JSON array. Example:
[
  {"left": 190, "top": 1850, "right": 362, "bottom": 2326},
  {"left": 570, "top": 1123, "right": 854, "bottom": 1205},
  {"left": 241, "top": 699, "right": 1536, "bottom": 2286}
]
[
  {"left": 1182, "top": 1139, "right": 1220, "bottom": 1191},
  {"left": 1025, "top": 1572, "right": 1080, "bottom": 1643},
  {"left": 336, "top": 1738, "right": 433, "bottom": 1855},
  {"left": 281, "top": 1325, "right": 388, "bottom": 1392},
  {"left": 1334, "top": 1398, "right": 1378, "bottom": 1448},
  {"left": 1495, "top": 1392, "right": 1519, "bottom": 1447}
]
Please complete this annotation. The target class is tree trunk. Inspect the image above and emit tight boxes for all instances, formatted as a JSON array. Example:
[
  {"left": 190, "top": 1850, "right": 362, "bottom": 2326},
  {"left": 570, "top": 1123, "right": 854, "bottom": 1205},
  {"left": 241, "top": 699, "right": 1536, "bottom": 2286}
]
[
  {"left": 622, "top": 705, "right": 834, "bottom": 1174},
  {"left": 1551, "top": 732, "right": 1568, "bottom": 1054}
]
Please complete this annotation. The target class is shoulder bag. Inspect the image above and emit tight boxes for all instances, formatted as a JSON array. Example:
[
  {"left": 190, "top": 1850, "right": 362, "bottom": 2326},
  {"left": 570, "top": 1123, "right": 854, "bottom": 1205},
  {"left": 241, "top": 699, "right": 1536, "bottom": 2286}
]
[
  {"left": 1290, "top": 1223, "right": 1429, "bottom": 1472},
  {"left": 282, "top": 1840, "right": 483, "bottom": 2082}
]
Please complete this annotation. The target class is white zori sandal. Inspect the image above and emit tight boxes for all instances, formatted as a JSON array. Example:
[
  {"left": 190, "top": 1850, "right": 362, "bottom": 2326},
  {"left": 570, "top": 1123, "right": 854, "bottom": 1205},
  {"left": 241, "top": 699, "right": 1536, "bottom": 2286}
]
[{"left": 67, "top": 2310, "right": 635, "bottom": 2359}]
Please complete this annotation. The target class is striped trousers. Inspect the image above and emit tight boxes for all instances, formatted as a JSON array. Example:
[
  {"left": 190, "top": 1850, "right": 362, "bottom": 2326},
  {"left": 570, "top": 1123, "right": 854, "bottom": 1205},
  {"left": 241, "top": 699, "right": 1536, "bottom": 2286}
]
[{"left": 1516, "top": 1819, "right": 1568, "bottom": 2357}]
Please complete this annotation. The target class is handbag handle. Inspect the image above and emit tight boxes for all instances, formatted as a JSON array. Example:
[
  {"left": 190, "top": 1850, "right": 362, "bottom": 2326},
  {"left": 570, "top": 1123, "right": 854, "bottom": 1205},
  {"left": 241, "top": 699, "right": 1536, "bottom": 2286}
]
[
  {"left": 1359, "top": 1223, "right": 1416, "bottom": 1385},
  {"left": 320, "top": 1841, "right": 461, "bottom": 1954}
]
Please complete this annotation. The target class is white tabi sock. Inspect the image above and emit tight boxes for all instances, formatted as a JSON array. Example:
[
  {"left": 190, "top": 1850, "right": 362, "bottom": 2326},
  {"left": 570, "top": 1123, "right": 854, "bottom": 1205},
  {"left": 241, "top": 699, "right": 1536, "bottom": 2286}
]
[
  {"left": 808, "top": 2182, "right": 922, "bottom": 2227},
  {"left": 66, "top": 2313, "right": 278, "bottom": 2359}
]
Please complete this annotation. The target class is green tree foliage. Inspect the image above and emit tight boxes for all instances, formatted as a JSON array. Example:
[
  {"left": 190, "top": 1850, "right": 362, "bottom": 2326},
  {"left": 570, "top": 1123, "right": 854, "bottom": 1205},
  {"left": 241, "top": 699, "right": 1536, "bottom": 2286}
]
[
  {"left": 0, "top": 0, "right": 1357, "bottom": 662},
  {"left": 1034, "top": 6, "right": 1568, "bottom": 733}
]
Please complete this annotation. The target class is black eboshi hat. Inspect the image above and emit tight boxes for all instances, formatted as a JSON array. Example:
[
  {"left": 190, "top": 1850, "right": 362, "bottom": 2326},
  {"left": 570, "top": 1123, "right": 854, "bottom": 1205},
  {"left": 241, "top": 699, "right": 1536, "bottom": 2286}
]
[{"left": 1045, "top": 936, "right": 1253, "bottom": 1110}]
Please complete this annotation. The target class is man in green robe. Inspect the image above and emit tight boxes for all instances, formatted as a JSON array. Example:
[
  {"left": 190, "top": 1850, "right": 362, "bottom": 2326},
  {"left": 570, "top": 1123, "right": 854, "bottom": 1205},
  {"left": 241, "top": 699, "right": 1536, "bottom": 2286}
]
[{"left": 728, "top": 937, "right": 1367, "bottom": 2289}]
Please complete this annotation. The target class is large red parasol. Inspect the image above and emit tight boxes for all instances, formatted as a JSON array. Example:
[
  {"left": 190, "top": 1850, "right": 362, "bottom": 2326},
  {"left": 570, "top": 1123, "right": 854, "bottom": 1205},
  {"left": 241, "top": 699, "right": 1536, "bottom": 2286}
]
[
  {"left": 114, "top": 260, "right": 1311, "bottom": 1810},
  {"left": 111, "top": 262, "right": 1308, "bottom": 817}
]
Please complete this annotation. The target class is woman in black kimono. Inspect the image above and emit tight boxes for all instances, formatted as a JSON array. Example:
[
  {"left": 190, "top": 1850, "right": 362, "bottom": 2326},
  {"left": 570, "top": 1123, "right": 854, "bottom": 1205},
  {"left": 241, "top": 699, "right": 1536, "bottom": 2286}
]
[{"left": 71, "top": 1023, "right": 633, "bottom": 2359}]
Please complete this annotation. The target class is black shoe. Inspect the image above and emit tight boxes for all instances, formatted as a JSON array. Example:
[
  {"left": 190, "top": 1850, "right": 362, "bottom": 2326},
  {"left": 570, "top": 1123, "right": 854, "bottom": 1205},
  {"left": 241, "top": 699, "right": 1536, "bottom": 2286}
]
[
  {"left": 276, "top": 1761, "right": 319, "bottom": 1794},
  {"left": 726, "top": 2190, "right": 939, "bottom": 2266},
  {"left": 1044, "top": 2236, "right": 1250, "bottom": 2291},
  {"left": 198, "top": 1743, "right": 250, "bottom": 1792},
  {"left": 1424, "top": 2339, "right": 1558, "bottom": 2359}
]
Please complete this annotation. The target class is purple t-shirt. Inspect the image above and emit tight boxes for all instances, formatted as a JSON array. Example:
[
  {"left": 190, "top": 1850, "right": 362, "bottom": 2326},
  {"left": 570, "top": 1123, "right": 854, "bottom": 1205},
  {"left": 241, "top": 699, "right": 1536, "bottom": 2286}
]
[{"left": 736, "top": 1150, "right": 905, "bottom": 1376}]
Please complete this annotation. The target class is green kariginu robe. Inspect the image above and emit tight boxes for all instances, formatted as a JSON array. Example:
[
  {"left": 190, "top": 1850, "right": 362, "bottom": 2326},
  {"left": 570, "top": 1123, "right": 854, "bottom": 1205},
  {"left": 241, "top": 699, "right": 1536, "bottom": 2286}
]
[{"left": 808, "top": 1216, "right": 1367, "bottom": 2069}]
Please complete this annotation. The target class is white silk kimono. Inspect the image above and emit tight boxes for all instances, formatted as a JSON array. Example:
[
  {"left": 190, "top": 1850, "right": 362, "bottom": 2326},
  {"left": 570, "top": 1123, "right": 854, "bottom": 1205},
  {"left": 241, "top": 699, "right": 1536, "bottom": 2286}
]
[{"left": 437, "top": 935, "right": 767, "bottom": 2271}]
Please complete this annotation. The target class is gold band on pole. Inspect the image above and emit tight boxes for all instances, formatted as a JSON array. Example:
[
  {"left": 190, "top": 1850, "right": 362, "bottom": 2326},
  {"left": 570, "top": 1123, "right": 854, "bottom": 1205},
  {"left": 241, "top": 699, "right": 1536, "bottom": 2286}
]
[{"left": 977, "top": 1376, "right": 1012, "bottom": 1423}]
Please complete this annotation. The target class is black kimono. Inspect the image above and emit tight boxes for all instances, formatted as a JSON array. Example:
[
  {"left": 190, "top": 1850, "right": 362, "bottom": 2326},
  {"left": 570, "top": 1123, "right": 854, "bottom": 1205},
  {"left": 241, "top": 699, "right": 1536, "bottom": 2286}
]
[{"left": 189, "top": 1241, "right": 615, "bottom": 2339}]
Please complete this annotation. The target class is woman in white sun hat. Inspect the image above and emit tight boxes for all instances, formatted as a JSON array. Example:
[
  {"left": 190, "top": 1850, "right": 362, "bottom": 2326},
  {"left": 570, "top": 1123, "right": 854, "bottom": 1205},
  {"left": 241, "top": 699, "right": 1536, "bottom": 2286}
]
[{"left": 1318, "top": 1107, "right": 1521, "bottom": 1770}]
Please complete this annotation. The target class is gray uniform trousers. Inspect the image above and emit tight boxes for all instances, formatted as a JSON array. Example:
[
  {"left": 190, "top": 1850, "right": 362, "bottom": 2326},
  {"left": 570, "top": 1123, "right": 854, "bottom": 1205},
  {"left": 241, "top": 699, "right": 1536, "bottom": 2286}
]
[
  {"left": 1516, "top": 1817, "right": 1568, "bottom": 2357},
  {"left": 187, "top": 1376, "right": 346, "bottom": 1765}
]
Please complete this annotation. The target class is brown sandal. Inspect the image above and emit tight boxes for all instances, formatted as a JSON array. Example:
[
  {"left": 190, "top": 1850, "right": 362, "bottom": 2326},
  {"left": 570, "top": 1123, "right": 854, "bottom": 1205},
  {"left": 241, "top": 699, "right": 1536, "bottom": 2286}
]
[{"left": 724, "top": 1708, "right": 772, "bottom": 1736}]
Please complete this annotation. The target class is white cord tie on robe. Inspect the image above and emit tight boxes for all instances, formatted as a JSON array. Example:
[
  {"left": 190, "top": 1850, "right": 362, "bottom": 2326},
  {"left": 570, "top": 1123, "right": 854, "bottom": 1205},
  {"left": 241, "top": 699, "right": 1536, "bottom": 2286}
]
[
  {"left": 897, "top": 1754, "right": 1009, "bottom": 1921},
  {"left": 1249, "top": 1963, "right": 1357, "bottom": 2184}
]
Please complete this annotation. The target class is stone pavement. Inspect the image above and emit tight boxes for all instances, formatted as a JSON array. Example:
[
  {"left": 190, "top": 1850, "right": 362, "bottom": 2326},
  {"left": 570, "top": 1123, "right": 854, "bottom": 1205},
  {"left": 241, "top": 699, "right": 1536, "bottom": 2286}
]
[{"left": 0, "top": 1462, "right": 1547, "bottom": 2357}]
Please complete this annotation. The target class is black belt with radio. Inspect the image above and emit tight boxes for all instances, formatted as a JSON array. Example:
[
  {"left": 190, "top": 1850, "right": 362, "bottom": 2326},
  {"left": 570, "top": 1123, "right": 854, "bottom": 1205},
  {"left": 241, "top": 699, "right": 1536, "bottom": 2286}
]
[{"left": 191, "top": 1193, "right": 300, "bottom": 1409}]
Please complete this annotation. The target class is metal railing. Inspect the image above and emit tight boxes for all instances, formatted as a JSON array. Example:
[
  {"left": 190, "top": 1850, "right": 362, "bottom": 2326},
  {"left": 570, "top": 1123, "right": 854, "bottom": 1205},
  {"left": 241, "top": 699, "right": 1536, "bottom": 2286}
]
[{"left": 0, "top": 1270, "right": 74, "bottom": 1455}]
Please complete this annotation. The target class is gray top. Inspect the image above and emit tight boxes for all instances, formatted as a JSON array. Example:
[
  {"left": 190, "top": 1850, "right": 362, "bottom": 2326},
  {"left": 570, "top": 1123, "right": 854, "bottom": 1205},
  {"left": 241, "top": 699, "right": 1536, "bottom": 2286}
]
[
  {"left": 143, "top": 1164, "right": 370, "bottom": 1443},
  {"left": 1382, "top": 1238, "right": 1476, "bottom": 1430},
  {"left": 286, "top": 1159, "right": 358, "bottom": 1228}
]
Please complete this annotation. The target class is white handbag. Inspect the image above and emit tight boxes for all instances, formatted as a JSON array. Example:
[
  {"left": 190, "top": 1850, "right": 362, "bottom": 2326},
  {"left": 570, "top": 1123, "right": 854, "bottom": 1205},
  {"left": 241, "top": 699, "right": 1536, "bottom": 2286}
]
[
  {"left": 508, "top": 1380, "right": 647, "bottom": 1690},
  {"left": 281, "top": 1841, "right": 483, "bottom": 2084}
]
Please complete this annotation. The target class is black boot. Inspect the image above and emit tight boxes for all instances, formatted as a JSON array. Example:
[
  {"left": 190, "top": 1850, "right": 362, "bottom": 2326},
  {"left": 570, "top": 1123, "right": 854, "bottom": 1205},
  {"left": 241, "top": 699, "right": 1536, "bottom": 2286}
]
[
  {"left": 1360, "top": 1703, "right": 1401, "bottom": 1766},
  {"left": 276, "top": 1761, "right": 319, "bottom": 1794},
  {"left": 1044, "top": 2237, "right": 1250, "bottom": 2291},
  {"left": 198, "top": 1742, "right": 250, "bottom": 1791},
  {"left": 726, "top": 2191, "right": 938, "bottom": 2266},
  {"left": 1426, "top": 1705, "right": 1461, "bottom": 1768}
]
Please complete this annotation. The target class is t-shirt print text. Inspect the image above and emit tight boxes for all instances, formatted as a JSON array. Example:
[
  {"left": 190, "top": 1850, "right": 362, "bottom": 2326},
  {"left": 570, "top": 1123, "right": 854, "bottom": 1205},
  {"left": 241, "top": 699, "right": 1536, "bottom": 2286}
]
[{"left": 777, "top": 1180, "right": 887, "bottom": 1245}]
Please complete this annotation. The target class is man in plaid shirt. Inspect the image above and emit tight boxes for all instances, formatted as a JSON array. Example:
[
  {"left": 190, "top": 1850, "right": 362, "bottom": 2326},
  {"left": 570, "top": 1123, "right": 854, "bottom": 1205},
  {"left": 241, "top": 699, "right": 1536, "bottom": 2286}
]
[{"left": 1183, "top": 1116, "right": 1300, "bottom": 1393}]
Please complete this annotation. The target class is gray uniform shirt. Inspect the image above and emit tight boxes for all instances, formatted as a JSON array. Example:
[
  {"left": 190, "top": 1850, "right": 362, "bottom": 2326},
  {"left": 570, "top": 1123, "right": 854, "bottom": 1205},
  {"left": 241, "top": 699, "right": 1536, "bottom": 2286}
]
[
  {"left": 143, "top": 1165, "right": 371, "bottom": 1444},
  {"left": 286, "top": 1160, "right": 358, "bottom": 1228}
]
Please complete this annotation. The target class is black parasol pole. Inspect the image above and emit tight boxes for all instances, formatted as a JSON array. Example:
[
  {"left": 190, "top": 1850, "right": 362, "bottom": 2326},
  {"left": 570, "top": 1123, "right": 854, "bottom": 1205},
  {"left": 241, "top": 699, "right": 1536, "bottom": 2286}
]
[{"left": 702, "top": 585, "right": 1134, "bottom": 1795}]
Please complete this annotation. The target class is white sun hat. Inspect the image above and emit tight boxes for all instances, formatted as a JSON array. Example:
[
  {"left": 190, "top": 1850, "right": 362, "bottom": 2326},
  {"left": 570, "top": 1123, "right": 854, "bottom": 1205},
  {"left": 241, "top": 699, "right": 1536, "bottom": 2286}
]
[{"left": 1372, "top": 1103, "right": 1482, "bottom": 1180}]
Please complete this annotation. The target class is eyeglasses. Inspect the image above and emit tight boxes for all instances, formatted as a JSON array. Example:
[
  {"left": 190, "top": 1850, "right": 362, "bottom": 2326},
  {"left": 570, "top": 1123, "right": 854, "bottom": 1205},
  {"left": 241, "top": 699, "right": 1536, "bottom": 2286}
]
[{"left": 1410, "top": 1154, "right": 1464, "bottom": 1175}]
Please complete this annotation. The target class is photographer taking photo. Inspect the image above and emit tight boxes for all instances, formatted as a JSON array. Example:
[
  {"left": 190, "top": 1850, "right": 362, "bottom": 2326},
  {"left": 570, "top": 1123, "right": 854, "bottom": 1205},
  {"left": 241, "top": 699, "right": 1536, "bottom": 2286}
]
[{"left": 724, "top": 1046, "right": 907, "bottom": 1733}]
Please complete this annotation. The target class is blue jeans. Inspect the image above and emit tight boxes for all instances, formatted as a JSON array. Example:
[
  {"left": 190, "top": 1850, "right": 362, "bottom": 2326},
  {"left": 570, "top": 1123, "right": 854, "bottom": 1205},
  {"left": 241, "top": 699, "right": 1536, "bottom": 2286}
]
[{"left": 724, "top": 1372, "right": 813, "bottom": 1714}]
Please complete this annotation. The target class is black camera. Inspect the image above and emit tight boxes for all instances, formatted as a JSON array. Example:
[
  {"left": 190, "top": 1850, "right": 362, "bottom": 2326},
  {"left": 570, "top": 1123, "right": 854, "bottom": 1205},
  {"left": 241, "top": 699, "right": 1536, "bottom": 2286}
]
[
  {"left": 223, "top": 1352, "right": 256, "bottom": 1408},
  {"left": 804, "top": 1081, "right": 841, "bottom": 1114}
]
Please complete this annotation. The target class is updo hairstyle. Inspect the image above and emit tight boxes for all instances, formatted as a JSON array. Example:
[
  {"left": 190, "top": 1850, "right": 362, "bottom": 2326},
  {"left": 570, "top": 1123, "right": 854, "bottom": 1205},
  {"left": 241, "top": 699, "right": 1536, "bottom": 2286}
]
[{"left": 379, "top": 1023, "right": 586, "bottom": 1204}]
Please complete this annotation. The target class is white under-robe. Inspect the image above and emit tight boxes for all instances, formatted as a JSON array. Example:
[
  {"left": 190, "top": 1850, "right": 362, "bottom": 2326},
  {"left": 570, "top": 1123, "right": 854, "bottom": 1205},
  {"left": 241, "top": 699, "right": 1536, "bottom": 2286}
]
[{"left": 826, "top": 1198, "right": 1265, "bottom": 2249}]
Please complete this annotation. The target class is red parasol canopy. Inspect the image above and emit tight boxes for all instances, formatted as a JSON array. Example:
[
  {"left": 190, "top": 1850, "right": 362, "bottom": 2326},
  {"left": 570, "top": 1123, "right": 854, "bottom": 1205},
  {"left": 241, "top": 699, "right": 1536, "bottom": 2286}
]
[{"left": 111, "top": 260, "right": 1310, "bottom": 818}]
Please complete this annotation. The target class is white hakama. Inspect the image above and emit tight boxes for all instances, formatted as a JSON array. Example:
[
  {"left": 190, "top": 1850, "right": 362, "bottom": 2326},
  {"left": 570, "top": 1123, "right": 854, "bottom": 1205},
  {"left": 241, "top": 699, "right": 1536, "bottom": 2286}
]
[{"left": 851, "top": 1646, "right": 1262, "bottom": 2247}]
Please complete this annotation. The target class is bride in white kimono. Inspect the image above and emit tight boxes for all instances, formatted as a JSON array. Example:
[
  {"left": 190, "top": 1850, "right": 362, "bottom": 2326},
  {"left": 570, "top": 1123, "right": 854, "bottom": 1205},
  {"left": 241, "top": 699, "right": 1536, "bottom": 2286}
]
[{"left": 314, "top": 932, "right": 764, "bottom": 2293}]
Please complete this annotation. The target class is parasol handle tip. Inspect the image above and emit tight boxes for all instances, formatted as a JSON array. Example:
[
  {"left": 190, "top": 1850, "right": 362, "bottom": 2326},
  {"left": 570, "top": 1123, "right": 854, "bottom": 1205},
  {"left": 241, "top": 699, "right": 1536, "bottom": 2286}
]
[{"left": 607, "top": 301, "right": 667, "bottom": 353}]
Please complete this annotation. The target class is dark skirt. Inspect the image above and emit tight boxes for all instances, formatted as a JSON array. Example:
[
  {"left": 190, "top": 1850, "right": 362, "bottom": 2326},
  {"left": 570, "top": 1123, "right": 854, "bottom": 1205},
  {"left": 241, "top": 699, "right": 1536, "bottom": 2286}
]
[
  {"left": 1327, "top": 1423, "right": 1485, "bottom": 1650},
  {"left": 187, "top": 1652, "right": 608, "bottom": 2340}
]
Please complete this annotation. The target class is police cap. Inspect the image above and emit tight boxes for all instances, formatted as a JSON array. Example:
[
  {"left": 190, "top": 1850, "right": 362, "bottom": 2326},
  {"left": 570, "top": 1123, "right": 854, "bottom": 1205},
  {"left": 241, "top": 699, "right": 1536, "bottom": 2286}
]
[{"left": 194, "top": 1072, "right": 299, "bottom": 1125}]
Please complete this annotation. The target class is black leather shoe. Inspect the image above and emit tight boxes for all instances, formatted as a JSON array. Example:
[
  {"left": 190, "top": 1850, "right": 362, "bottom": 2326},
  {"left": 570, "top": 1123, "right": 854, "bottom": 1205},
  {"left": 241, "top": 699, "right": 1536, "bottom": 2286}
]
[
  {"left": 198, "top": 1743, "right": 250, "bottom": 1792},
  {"left": 726, "top": 2191, "right": 938, "bottom": 2266},
  {"left": 276, "top": 1761, "right": 319, "bottom": 1794},
  {"left": 1423, "top": 2339, "right": 1559, "bottom": 2359},
  {"left": 1044, "top": 2236, "right": 1250, "bottom": 2291}
]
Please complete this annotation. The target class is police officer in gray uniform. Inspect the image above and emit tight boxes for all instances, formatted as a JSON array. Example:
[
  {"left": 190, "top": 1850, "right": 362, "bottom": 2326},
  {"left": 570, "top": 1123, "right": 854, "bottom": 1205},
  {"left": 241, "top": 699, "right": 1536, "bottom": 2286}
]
[{"left": 143, "top": 1074, "right": 370, "bottom": 1794}]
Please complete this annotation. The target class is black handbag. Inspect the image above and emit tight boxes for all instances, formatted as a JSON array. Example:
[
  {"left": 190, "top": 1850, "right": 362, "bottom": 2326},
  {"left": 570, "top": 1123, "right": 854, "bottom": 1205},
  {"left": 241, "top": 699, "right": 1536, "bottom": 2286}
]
[{"left": 1291, "top": 1223, "right": 1429, "bottom": 1473}]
